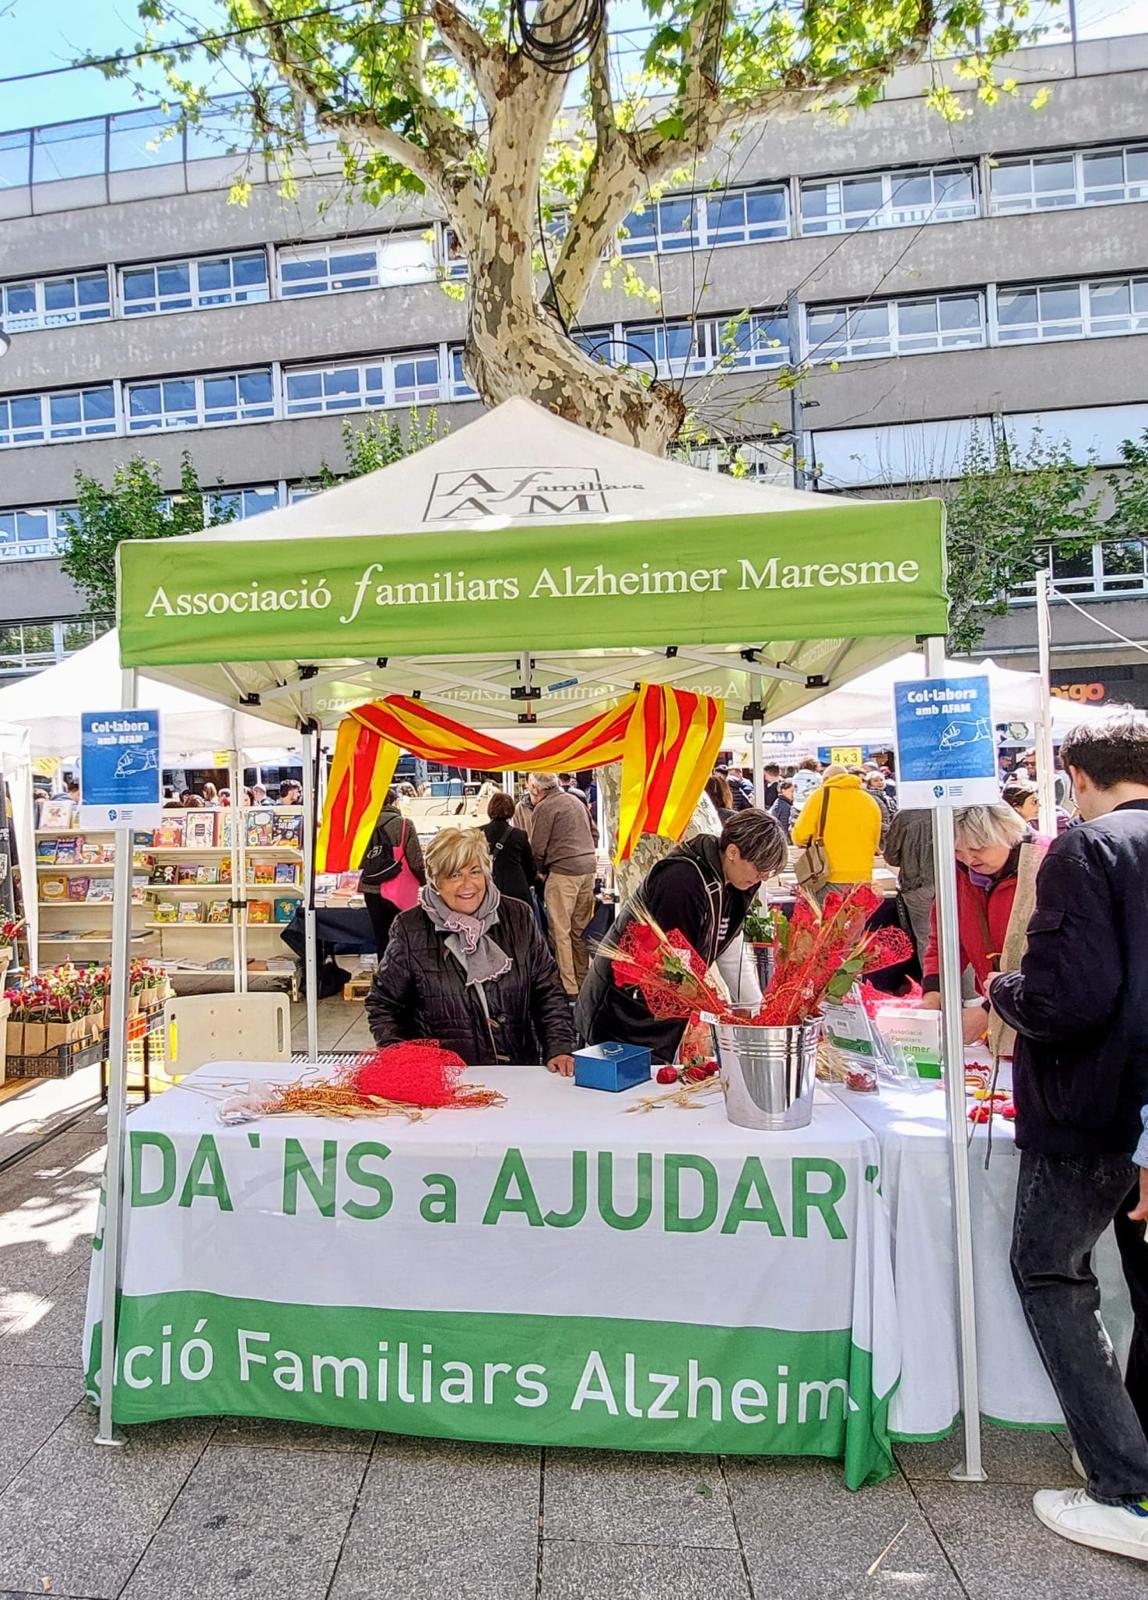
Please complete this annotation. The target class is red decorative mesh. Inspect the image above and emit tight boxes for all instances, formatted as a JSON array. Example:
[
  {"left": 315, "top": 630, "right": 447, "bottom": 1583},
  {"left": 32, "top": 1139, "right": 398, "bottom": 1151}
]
[{"left": 354, "top": 1040, "right": 469, "bottom": 1107}]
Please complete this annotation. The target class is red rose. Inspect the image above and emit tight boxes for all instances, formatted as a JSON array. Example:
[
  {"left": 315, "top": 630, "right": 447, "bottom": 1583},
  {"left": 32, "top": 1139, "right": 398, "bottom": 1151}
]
[{"left": 656, "top": 1066, "right": 678, "bottom": 1085}]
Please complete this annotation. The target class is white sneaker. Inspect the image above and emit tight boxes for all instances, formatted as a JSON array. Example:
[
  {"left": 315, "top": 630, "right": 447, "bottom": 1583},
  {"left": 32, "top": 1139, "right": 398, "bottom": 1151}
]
[{"left": 1033, "top": 1487, "right": 1148, "bottom": 1561}]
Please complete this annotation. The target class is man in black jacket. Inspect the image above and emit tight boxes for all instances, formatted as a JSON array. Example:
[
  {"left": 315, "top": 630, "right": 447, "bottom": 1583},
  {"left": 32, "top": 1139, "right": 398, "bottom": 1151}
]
[
  {"left": 575, "top": 810, "right": 787, "bottom": 1064},
  {"left": 989, "top": 710, "right": 1148, "bottom": 1563}
]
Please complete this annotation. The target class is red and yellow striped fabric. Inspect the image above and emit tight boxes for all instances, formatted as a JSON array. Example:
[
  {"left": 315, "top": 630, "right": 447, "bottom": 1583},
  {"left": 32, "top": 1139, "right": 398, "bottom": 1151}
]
[{"left": 316, "top": 683, "right": 725, "bottom": 871}]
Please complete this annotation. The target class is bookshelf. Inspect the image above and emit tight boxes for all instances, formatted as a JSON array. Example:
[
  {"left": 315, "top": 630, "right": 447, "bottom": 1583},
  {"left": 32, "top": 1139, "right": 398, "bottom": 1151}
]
[
  {"left": 33, "top": 803, "right": 305, "bottom": 991},
  {"left": 35, "top": 823, "right": 157, "bottom": 967}
]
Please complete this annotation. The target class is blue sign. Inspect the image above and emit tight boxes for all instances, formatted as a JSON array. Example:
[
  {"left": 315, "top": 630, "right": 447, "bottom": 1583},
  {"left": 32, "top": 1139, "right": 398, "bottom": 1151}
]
[
  {"left": 892, "top": 676, "right": 999, "bottom": 808},
  {"left": 80, "top": 709, "right": 162, "bottom": 827}
]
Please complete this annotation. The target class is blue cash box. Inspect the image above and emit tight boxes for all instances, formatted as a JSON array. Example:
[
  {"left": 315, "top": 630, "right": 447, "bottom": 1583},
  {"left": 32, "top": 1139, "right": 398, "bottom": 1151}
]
[{"left": 574, "top": 1041, "right": 652, "bottom": 1093}]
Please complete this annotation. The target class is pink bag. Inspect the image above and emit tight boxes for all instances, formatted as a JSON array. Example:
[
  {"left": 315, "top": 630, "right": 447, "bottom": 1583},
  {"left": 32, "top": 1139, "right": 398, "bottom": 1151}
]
[{"left": 378, "top": 819, "right": 421, "bottom": 911}]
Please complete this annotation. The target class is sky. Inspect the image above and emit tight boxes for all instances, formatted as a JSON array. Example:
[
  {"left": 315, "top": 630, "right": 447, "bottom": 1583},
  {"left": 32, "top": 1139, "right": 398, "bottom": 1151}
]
[{"left": 1, "top": 0, "right": 1147, "bottom": 135}]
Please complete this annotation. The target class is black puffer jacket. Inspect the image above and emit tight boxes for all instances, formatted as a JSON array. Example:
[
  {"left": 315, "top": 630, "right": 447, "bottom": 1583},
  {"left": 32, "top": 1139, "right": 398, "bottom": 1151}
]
[
  {"left": 575, "top": 834, "right": 757, "bottom": 1064},
  {"left": 365, "top": 895, "right": 574, "bottom": 1066},
  {"left": 989, "top": 800, "right": 1148, "bottom": 1156},
  {"left": 480, "top": 818, "right": 537, "bottom": 906}
]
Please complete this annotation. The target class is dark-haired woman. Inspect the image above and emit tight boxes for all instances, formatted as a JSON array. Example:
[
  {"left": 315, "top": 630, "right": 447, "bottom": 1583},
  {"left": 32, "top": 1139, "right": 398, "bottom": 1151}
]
[{"left": 480, "top": 792, "right": 538, "bottom": 906}]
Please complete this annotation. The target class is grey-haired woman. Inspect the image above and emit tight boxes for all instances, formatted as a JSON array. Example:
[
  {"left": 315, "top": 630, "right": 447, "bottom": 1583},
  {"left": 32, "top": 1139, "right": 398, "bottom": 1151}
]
[{"left": 366, "top": 826, "right": 575, "bottom": 1073}]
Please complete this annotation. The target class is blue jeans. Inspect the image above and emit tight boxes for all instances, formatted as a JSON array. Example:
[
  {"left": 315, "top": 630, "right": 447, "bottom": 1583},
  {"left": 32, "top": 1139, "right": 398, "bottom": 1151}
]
[{"left": 1011, "top": 1149, "right": 1148, "bottom": 1503}]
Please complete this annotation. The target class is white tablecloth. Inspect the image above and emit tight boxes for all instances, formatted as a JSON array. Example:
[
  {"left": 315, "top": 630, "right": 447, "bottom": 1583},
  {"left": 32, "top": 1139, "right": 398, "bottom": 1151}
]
[
  {"left": 830, "top": 1077, "right": 1132, "bottom": 1439},
  {"left": 85, "top": 1067, "right": 901, "bottom": 1485}
]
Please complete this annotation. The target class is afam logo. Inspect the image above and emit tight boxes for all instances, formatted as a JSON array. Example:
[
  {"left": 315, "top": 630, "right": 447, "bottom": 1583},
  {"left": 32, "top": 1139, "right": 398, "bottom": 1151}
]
[{"left": 424, "top": 467, "right": 625, "bottom": 521}]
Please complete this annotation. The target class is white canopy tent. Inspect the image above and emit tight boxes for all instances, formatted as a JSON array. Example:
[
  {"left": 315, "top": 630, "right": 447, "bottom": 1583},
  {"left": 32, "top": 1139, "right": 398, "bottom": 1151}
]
[
  {"left": 0, "top": 629, "right": 298, "bottom": 757},
  {"left": 762, "top": 650, "right": 1109, "bottom": 741},
  {"left": 0, "top": 719, "right": 36, "bottom": 972},
  {"left": 758, "top": 649, "right": 1110, "bottom": 834},
  {"left": 100, "top": 399, "right": 987, "bottom": 1482},
  {"left": 117, "top": 398, "right": 945, "bottom": 735},
  {"left": 0, "top": 631, "right": 301, "bottom": 981}
]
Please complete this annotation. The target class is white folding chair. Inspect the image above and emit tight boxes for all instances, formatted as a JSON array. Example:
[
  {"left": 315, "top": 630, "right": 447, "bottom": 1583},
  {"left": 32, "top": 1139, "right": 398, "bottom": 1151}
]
[{"left": 164, "top": 992, "right": 290, "bottom": 1081}]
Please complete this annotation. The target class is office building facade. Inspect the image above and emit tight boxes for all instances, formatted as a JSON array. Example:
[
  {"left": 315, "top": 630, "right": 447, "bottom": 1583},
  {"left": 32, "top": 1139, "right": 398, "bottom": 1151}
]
[{"left": 1, "top": 29, "right": 1146, "bottom": 701}]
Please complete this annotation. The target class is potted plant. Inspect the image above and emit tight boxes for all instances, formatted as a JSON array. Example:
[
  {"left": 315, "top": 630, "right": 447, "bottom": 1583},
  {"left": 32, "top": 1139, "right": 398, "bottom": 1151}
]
[{"left": 743, "top": 901, "right": 777, "bottom": 992}]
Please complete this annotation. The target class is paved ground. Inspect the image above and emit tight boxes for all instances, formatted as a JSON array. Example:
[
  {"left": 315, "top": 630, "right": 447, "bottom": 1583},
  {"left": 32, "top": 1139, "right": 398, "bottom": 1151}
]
[{"left": 0, "top": 998, "right": 1142, "bottom": 1599}]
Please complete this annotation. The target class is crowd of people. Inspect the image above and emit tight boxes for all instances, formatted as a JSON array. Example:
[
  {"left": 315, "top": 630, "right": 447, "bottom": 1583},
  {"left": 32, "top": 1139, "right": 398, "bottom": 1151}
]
[{"left": 159, "top": 778, "right": 303, "bottom": 810}]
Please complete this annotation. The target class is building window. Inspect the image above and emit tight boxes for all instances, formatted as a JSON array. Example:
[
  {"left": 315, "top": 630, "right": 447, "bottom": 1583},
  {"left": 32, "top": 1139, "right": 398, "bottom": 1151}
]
[
  {"left": 62, "top": 616, "right": 111, "bottom": 651},
  {"left": 799, "top": 166, "right": 977, "bottom": 235},
  {"left": 442, "top": 228, "right": 470, "bottom": 281},
  {"left": 284, "top": 351, "right": 442, "bottom": 415},
  {"left": 0, "top": 616, "right": 110, "bottom": 676},
  {"left": 448, "top": 347, "right": 478, "bottom": 399},
  {"left": 996, "top": 275, "right": 1148, "bottom": 343},
  {"left": 1012, "top": 540, "right": 1148, "bottom": 603},
  {"left": 0, "top": 270, "right": 111, "bottom": 333},
  {"left": 0, "top": 504, "right": 77, "bottom": 560},
  {"left": 571, "top": 328, "right": 620, "bottom": 365},
  {"left": 806, "top": 292, "right": 985, "bottom": 362},
  {"left": 205, "top": 484, "right": 281, "bottom": 522},
  {"left": 277, "top": 233, "right": 436, "bottom": 297},
  {"left": 0, "top": 623, "right": 55, "bottom": 675},
  {"left": 707, "top": 310, "right": 790, "bottom": 370},
  {"left": 125, "top": 368, "right": 275, "bottom": 432},
  {"left": 619, "top": 320, "right": 708, "bottom": 378},
  {"left": 120, "top": 252, "right": 268, "bottom": 316},
  {"left": 704, "top": 184, "right": 789, "bottom": 245},
  {"left": 288, "top": 484, "right": 321, "bottom": 503},
  {"left": 0, "top": 384, "right": 116, "bottom": 448},
  {"left": 618, "top": 196, "right": 700, "bottom": 256},
  {"left": 990, "top": 144, "right": 1148, "bottom": 214},
  {"left": 616, "top": 184, "right": 790, "bottom": 254}
]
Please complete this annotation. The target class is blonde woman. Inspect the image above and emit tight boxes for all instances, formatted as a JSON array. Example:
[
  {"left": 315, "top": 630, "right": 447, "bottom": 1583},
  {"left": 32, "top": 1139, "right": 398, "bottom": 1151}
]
[
  {"left": 921, "top": 802, "right": 1048, "bottom": 1046},
  {"left": 366, "top": 826, "right": 575, "bottom": 1073}
]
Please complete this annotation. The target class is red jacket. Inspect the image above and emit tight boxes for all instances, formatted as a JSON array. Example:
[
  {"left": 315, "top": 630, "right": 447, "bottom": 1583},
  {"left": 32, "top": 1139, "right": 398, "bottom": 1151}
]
[{"left": 922, "top": 855, "right": 1019, "bottom": 995}]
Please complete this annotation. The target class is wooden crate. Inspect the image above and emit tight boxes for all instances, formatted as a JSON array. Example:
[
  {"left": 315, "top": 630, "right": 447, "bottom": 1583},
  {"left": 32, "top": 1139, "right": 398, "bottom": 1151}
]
[{"left": 344, "top": 971, "right": 374, "bottom": 1003}]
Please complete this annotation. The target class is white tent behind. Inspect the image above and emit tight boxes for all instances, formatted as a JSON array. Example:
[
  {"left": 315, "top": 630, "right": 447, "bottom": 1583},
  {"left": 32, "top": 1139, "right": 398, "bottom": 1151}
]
[
  {"left": 763, "top": 650, "right": 1112, "bottom": 740},
  {"left": 0, "top": 630, "right": 298, "bottom": 756},
  {"left": 0, "top": 719, "right": 36, "bottom": 969}
]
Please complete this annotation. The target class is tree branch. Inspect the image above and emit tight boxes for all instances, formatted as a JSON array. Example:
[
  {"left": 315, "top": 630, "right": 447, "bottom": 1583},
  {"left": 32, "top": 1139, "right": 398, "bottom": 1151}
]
[
  {"left": 542, "top": 32, "right": 637, "bottom": 319},
  {"left": 247, "top": 0, "right": 482, "bottom": 241},
  {"left": 637, "top": 0, "right": 938, "bottom": 166},
  {"left": 428, "top": 0, "right": 500, "bottom": 111}
]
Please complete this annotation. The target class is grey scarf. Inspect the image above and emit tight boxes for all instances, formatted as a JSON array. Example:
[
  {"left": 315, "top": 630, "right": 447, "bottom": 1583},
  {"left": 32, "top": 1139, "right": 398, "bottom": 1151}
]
[{"left": 421, "top": 883, "right": 512, "bottom": 988}]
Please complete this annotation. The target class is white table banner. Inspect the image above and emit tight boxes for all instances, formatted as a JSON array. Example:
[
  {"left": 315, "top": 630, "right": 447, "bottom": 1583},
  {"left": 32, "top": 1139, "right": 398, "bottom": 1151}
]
[
  {"left": 830, "top": 1077, "right": 1131, "bottom": 1440},
  {"left": 85, "top": 1066, "right": 901, "bottom": 1488}
]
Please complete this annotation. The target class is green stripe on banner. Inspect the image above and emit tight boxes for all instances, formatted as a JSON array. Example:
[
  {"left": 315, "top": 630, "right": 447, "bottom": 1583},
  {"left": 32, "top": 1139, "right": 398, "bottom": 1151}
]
[
  {"left": 87, "top": 1292, "right": 894, "bottom": 1489},
  {"left": 116, "top": 501, "right": 948, "bottom": 665}
]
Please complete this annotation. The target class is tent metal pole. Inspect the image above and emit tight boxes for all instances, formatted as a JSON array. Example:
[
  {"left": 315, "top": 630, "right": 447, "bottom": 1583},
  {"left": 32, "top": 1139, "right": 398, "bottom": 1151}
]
[
  {"left": 924, "top": 635, "right": 987, "bottom": 1484},
  {"left": 301, "top": 721, "right": 319, "bottom": 1063},
  {"left": 1035, "top": 569, "right": 1058, "bottom": 836},
  {"left": 751, "top": 677, "right": 765, "bottom": 809},
  {"left": 227, "top": 734, "right": 243, "bottom": 995},
  {"left": 95, "top": 664, "right": 138, "bottom": 1447}
]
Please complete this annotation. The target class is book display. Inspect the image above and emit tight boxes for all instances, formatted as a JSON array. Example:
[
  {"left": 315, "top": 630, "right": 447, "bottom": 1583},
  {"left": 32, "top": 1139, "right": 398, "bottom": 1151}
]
[
  {"left": 34, "top": 803, "right": 305, "bottom": 991},
  {"left": 36, "top": 812, "right": 157, "bottom": 959}
]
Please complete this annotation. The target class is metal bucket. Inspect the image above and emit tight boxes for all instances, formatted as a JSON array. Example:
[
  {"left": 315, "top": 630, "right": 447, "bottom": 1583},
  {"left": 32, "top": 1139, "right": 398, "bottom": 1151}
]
[{"left": 715, "top": 1018, "right": 823, "bottom": 1131}]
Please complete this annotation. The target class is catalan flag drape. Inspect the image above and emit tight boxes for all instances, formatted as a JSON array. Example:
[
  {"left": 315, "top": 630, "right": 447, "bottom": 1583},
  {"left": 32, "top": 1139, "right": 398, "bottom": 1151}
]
[{"left": 317, "top": 684, "right": 725, "bottom": 871}]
